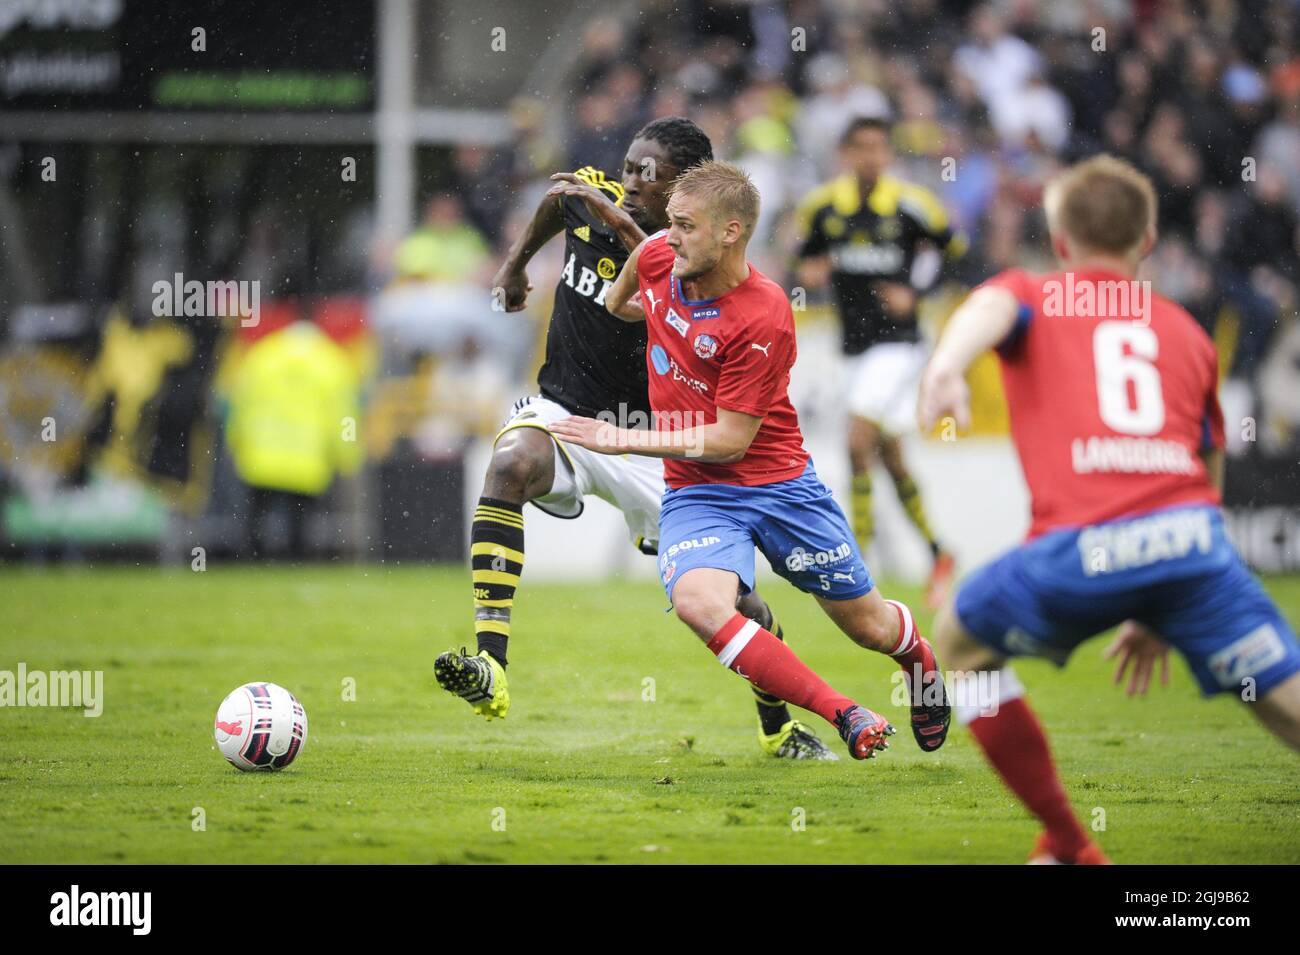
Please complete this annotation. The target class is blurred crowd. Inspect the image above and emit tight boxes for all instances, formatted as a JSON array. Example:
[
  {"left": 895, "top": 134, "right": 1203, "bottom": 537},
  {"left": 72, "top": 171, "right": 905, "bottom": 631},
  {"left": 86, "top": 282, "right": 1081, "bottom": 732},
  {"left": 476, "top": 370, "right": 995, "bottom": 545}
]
[
  {"left": 398, "top": 0, "right": 1299, "bottom": 454},
  {"left": 10, "top": 0, "right": 1299, "bottom": 561}
]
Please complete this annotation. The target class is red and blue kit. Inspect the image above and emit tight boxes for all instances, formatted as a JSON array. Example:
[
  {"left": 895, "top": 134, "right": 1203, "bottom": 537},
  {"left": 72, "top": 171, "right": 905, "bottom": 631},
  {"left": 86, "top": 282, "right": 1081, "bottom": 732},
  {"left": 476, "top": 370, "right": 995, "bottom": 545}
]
[
  {"left": 636, "top": 231, "right": 809, "bottom": 489},
  {"left": 634, "top": 231, "right": 872, "bottom": 601},
  {"left": 982, "top": 267, "right": 1224, "bottom": 539},
  {"left": 955, "top": 267, "right": 1300, "bottom": 696}
]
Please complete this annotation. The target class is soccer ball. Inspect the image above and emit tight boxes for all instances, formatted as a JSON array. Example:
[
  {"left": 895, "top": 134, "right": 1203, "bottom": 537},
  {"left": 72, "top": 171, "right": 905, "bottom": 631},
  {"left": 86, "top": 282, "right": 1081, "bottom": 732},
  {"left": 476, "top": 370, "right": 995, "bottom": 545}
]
[{"left": 214, "top": 682, "right": 308, "bottom": 771}]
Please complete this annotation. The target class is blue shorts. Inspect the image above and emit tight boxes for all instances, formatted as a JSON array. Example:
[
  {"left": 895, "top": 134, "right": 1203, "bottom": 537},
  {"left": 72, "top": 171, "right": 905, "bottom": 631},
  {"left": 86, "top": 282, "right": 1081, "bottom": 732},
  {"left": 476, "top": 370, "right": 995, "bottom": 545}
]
[
  {"left": 955, "top": 504, "right": 1300, "bottom": 696},
  {"left": 657, "top": 462, "right": 874, "bottom": 602}
]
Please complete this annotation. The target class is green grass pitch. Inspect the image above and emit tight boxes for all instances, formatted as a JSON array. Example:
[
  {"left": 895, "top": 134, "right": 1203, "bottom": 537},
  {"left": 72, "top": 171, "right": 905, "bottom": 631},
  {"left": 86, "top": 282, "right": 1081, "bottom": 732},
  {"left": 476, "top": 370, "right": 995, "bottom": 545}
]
[{"left": 1, "top": 566, "right": 1298, "bottom": 864}]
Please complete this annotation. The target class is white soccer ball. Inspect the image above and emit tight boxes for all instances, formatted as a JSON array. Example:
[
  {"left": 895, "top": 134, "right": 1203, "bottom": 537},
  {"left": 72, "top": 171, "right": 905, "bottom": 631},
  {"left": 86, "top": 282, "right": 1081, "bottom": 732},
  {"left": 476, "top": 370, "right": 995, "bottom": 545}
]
[{"left": 214, "top": 682, "right": 308, "bottom": 771}]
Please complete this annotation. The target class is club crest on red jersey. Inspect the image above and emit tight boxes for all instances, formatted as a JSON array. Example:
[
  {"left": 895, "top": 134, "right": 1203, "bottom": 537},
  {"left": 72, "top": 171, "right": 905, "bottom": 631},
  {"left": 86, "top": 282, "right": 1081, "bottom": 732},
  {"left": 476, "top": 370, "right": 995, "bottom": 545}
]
[{"left": 693, "top": 334, "right": 719, "bottom": 359}]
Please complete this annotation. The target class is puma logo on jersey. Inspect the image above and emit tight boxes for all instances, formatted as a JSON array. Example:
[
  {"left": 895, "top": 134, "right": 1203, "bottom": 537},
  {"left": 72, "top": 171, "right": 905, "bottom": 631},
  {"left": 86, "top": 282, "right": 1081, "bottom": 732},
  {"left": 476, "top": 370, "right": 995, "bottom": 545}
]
[
  {"left": 644, "top": 288, "right": 660, "bottom": 313},
  {"left": 751, "top": 342, "right": 772, "bottom": 356},
  {"left": 573, "top": 225, "right": 591, "bottom": 242}
]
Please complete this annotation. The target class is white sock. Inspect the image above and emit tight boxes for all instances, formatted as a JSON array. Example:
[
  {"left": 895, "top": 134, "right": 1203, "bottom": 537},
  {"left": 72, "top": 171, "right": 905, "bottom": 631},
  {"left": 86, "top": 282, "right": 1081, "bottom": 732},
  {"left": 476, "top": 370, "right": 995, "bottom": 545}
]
[
  {"left": 953, "top": 665, "right": 1024, "bottom": 725},
  {"left": 883, "top": 599, "right": 917, "bottom": 656}
]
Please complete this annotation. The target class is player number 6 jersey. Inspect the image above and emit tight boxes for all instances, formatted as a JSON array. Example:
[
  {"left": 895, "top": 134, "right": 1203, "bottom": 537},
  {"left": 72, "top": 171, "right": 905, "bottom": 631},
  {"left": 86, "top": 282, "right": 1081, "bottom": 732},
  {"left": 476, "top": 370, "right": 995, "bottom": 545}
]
[{"left": 982, "top": 267, "right": 1225, "bottom": 538}]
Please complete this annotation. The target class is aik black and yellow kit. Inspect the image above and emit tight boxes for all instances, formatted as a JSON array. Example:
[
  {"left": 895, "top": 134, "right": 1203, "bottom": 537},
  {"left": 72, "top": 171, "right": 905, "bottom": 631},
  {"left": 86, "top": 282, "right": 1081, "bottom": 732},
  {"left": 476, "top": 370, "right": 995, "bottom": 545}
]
[
  {"left": 796, "top": 173, "right": 967, "bottom": 354},
  {"left": 796, "top": 173, "right": 965, "bottom": 565},
  {"left": 469, "top": 167, "right": 648, "bottom": 672},
  {"left": 535, "top": 166, "right": 651, "bottom": 421}
]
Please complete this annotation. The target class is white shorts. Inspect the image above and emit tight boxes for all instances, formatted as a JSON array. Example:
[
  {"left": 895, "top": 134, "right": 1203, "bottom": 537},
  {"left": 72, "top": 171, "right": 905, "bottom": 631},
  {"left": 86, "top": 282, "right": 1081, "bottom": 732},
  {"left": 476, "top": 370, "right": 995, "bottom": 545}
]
[
  {"left": 495, "top": 395, "right": 665, "bottom": 550},
  {"left": 845, "top": 341, "right": 929, "bottom": 435}
]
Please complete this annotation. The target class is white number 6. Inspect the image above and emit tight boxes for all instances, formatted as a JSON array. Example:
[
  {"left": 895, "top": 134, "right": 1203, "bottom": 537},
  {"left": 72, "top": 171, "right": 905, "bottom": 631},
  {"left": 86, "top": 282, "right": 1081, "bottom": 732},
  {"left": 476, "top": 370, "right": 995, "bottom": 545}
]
[{"left": 1093, "top": 322, "right": 1164, "bottom": 435}]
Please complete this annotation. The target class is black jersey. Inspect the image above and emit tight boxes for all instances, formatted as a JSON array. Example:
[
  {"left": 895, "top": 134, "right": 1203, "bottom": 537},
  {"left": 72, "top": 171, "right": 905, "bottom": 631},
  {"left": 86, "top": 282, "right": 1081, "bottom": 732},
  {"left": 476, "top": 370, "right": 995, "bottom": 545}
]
[
  {"left": 797, "top": 174, "right": 965, "bottom": 354},
  {"left": 535, "top": 166, "right": 650, "bottom": 421}
]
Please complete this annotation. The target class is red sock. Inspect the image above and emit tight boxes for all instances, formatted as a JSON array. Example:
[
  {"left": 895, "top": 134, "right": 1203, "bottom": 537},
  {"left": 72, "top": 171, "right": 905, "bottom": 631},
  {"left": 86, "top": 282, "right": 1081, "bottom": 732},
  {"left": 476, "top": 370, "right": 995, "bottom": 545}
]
[
  {"left": 707, "top": 613, "right": 855, "bottom": 727},
  {"left": 967, "top": 697, "right": 1091, "bottom": 860}
]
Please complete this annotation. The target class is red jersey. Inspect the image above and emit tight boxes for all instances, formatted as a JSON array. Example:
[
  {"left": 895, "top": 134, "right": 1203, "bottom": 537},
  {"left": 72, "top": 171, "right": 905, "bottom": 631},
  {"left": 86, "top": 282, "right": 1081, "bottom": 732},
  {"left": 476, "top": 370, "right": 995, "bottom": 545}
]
[
  {"left": 636, "top": 231, "right": 809, "bottom": 488},
  {"left": 982, "top": 267, "right": 1224, "bottom": 538}
]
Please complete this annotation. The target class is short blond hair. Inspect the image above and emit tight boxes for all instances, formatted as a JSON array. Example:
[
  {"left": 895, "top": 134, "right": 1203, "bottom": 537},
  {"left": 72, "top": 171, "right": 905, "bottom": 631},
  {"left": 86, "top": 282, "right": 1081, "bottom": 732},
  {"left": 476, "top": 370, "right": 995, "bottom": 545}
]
[
  {"left": 670, "top": 160, "right": 760, "bottom": 239},
  {"left": 1044, "top": 154, "right": 1157, "bottom": 256}
]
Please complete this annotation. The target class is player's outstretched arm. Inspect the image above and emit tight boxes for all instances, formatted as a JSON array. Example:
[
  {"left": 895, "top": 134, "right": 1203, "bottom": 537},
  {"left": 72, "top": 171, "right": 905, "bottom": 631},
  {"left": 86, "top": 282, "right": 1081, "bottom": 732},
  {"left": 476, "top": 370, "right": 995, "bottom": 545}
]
[
  {"left": 604, "top": 238, "right": 648, "bottom": 322},
  {"left": 550, "top": 408, "right": 762, "bottom": 464},
  {"left": 491, "top": 190, "right": 566, "bottom": 312},
  {"left": 546, "top": 173, "right": 646, "bottom": 253},
  {"left": 918, "top": 284, "right": 1019, "bottom": 431}
]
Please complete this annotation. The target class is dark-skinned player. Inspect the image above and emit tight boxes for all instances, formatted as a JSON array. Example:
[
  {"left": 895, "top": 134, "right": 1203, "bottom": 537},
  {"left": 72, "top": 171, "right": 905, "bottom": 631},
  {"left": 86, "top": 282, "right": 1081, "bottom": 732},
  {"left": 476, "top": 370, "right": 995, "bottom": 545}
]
[{"left": 435, "top": 117, "right": 835, "bottom": 759}]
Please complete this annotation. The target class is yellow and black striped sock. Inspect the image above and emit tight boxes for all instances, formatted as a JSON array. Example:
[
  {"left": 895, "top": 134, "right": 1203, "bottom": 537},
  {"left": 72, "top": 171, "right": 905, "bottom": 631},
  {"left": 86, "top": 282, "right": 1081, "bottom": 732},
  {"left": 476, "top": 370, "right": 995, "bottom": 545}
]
[
  {"left": 752, "top": 619, "right": 794, "bottom": 735},
  {"left": 893, "top": 474, "right": 941, "bottom": 558},
  {"left": 851, "top": 472, "right": 875, "bottom": 554},
  {"left": 471, "top": 497, "right": 524, "bottom": 667}
]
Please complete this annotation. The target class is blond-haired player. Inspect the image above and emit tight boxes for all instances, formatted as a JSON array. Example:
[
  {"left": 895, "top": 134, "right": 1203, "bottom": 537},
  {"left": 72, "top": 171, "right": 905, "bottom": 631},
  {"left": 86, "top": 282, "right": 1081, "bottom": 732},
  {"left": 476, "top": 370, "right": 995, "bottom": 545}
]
[
  {"left": 554, "top": 161, "right": 952, "bottom": 760},
  {"left": 919, "top": 154, "right": 1300, "bottom": 863}
]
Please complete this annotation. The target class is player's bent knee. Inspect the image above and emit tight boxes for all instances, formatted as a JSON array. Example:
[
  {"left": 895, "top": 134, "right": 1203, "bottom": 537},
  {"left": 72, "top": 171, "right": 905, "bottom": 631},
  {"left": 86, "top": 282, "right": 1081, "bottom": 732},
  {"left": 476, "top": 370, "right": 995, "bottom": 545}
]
[
  {"left": 673, "top": 595, "right": 733, "bottom": 639},
  {"left": 1253, "top": 672, "right": 1300, "bottom": 752},
  {"left": 933, "top": 600, "right": 1001, "bottom": 672},
  {"left": 734, "top": 589, "right": 772, "bottom": 629},
  {"left": 672, "top": 578, "right": 737, "bottom": 639},
  {"left": 486, "top": 432, "right": 552, "bottom": 500}
]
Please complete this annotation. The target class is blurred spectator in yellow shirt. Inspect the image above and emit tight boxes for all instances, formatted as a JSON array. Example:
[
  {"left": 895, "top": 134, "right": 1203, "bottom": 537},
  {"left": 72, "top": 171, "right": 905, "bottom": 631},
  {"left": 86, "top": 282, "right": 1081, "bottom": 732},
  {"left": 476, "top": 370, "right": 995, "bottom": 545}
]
[
  {"left": 393, "top": 193, "right": 492, "bottom": 284},
  {"left": 226, "top": 321, "right": 363, "bottom": 559}
]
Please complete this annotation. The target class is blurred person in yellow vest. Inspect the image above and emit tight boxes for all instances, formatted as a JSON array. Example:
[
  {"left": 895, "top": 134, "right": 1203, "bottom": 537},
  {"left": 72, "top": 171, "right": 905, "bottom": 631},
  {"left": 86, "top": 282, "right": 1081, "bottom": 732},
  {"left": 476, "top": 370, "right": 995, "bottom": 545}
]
[
  {"left": 373, "top": 192, "right": 518, "bottom": 372},
  {"left": 226, "top": 321, "right": 363, "bottom": 559},
  {"left": 393, "top": 193, "right": 492, "bottom": 284}
]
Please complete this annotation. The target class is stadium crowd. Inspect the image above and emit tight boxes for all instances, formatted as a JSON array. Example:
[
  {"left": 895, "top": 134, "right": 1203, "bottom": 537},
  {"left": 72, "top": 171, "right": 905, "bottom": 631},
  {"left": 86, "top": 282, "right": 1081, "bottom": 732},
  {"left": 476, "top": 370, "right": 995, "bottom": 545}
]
[
  {"left": 15, "top": 1, "right": 1298, "bottom": 562},
  {"left": 426, "top": 0, "right": 1298, "bottom": 403}
]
